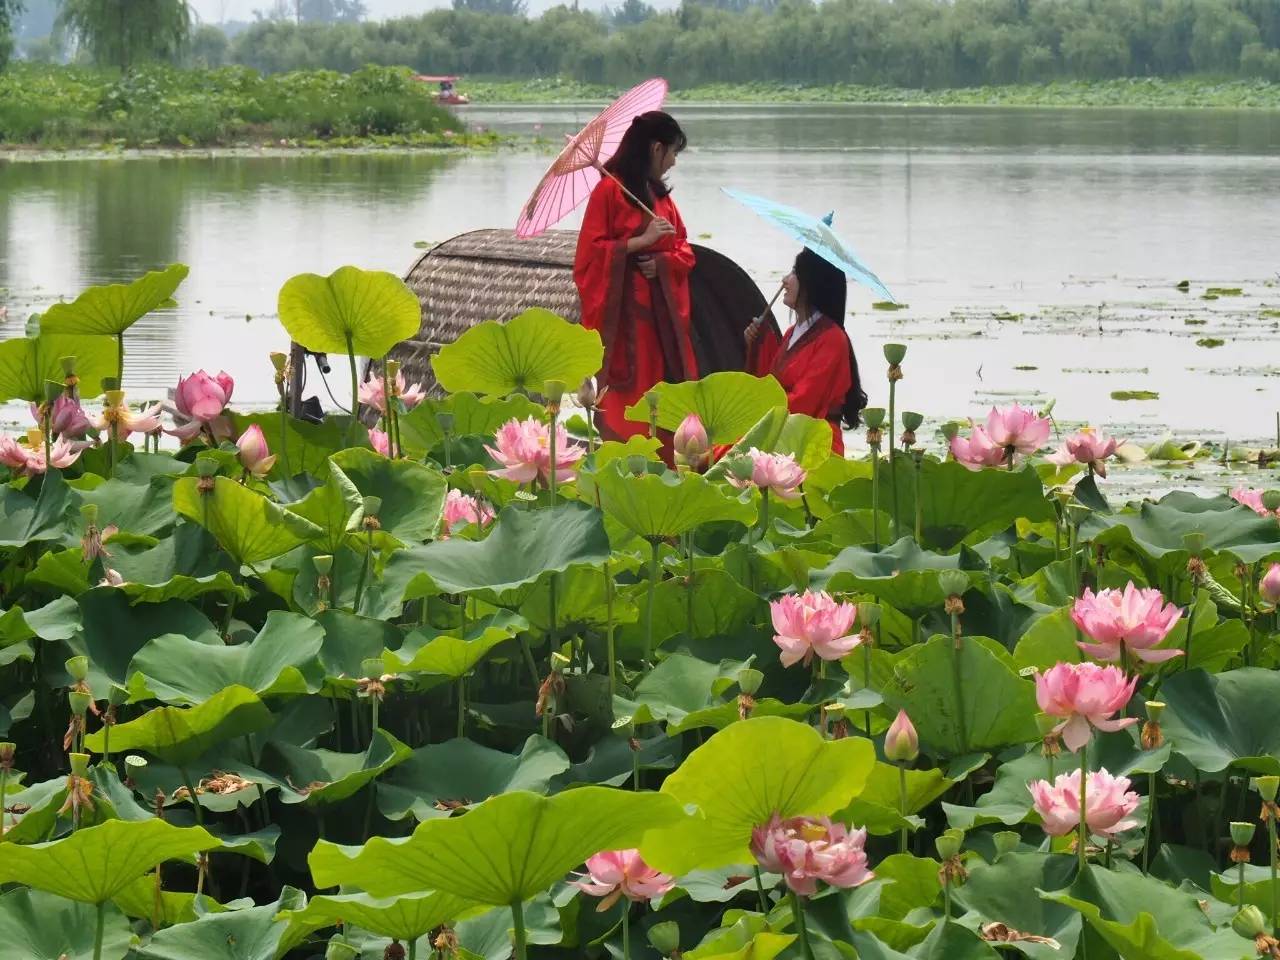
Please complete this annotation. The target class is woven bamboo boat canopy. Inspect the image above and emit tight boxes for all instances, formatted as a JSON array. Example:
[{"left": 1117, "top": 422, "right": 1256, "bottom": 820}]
[{"left": 383, "top": 227, "right": 777, "bottom": 397}]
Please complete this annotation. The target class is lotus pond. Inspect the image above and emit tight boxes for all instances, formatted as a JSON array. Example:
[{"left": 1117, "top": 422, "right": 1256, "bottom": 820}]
[{"left": 1, "top": 263, "right": 1280, "bottom": 960}]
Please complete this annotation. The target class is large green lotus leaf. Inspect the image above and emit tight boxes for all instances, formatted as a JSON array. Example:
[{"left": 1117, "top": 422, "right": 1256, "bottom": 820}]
[
  {"left": 0, "top": 332, "right": 120, "bottom": 401},
  {"left": 586, "top": 462, "right": 754, "bottom": 538},
  {"left": 0, "top": 596, "right": 79, "bottom": 650},
  {"left": 868, "top": 853, "right": 942, "bottom": 921},
  {"left": 1011, "top": 605, "right": 1083, "bottom": 672},
  {"left": 174, "top": 477, "right": 322, "bottom": 566},
  {"left": 611, "top": 652, "right": 810, "bottom": 734},
  {"left": 40, "top": 264, "right": 188, "bottom": 336},
  {"left": 261, "top": 728, "right": 412, "bottom": 807},
  {"left": 687, "top": 932, "right": 796, "bottom": 960},
  {"left": 77, "top": 474, "right": 179, "bottom": 539},
  {"left": 620, "top": 567, "right": 760, "bottom": 649},
  {"left": 84, "top": 685, "right": 274, "bottom": 767},
  {"left": 231, "top": 412, "right": 352, "bottom": 480},
  {"left": 377, "top": 735, "right": 569, "bottom": 822},
  {"left": 622, "top": 371, "right": 786, "bottom": 443},
  {"left": 277, "top": 890, "right": 483, "bottom": 949},
  {"left": 909, "top": 921, "right": 1004, "bottom": 960},
  {"left": 953, "top": 853, "right": 1081, "bottom": 960},
  {"left": 0, "top": 887, "right": 133, "bottom": 960},
  {"left": 1158, "top": 667, "right": 1280, "bottom": 775},
  {"left": 388, "top": 611, "right": 525, "bottom": 678},
  {"left": 278, "top": 266, "right": 420, "bottom": 357},
  {"left": 642, "top": 716, "right": 875, "bottom": 874},
  {"left": 431, "top": 308, "right": 602, "bottom": 398},
  {"left": 555, "top": 733, "right": 681, "bottom": 790},
  {"left": 0, "top": 470, "right": 75, "bottom": 547},
  {"left": 517, "top": 565, "right": 640, "bottom": 634},
  {"left": 812, "top": 537, "right": 987, "bottom": 619},
  {"left": 830, "top": 458, "right": 1054, "bottom": 552},
  {"left": 704, "top": 406, "right": 833, "bottom": 475},
  {"left": 943, "top": 733, "right": 1170, "bottom": 831},
  {"left": 881, "top": 635, "right": 1037, "bottom": 756},
  {"left": 27, "top": 547, "right": 92, "bottom": 596},
  {"left": 1210, "top": 864, "right": 1280, "bottom": 914},
  {"left": 0, "top": 818, "right": 217, "bottom": 904},
  {"left": 111, "top": 875, "right": 216, "bottom": 927},
  {"left": 328, "top": 447, "right": 447, "bottom": 545},
  {"left": 1085, "top": 491, "right": 1280, "bottom": 571},
  {"left": 134, "top": 888, "right": 305, "bottom": 960},
  {"left": 308, "top": 786, "right": 687, "bottom": 903},
  {"left": 315, "top": 610, "right": 403, "bottom": 684},
  {"left": 109, "top": 522, "right": 246, "bottom": 606},
  {"left": 388, "top": 501, "right": 611, "bottom": 605},
  {"left": 398, "top": 392, "right": 545, "bottom": 455},
  {"left": 685, "top": 915, "right": 789, "bottom": 960},
  {"left": 1040, "top": 865, "right": 1250, "bottom": 960},
  {"left": 127, "top": 611, "right": 324, "bottom": 704},
  {"left": 837, "top": 762, "right": 954, "bottom": 836},
  {"left": 72, "top": 590, "right": 221, "bottom": 687},
  {"left": 288, "top": 463, "right": 362, "bottom": 554}
]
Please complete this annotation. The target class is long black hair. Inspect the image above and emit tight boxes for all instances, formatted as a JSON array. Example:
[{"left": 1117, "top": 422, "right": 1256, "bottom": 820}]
[
  {"left": 793, "top": 247, "right": 869, "bottom": 429},
  {"left": 603, "top": 111, "right": 687, "bottom": 211}
]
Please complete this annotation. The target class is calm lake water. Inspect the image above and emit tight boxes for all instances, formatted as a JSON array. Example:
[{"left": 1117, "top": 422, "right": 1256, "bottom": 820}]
[{"left": 2, "top": 104, "right": 1279, "bottom": 474}]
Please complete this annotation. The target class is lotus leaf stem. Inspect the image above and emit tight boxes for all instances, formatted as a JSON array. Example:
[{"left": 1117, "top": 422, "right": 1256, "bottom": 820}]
[
  {"left": 179, "top": 766, "right": 204, "bottom": 826},
  {"left": 752, "top": 866, "right": 768, "bottom": 913},
  {"left": 888, "top": 383, "right": 898, "bottom": 540},
  {"left": 0, "top": 766, "right": 6, "bottom": 837},
  {"left": 1181, "top": 583, "right": 1197, "bottom": 671},
  {"left": 1077, "top": 741, "right": 1088, "bottom": 873},
  {"left": 645, "top": 537, "right": 661, "bottom": 661},
  {"left": 519, "top": 637, "right": 540, "bottom": 689},
  {"left": 456, "top": 676, "right": 466, "bottom": 739},
  {"left": 685, "top": 531, "right": 696, "bottom": 640},
  {"left": 279, "top": 404, "right": 290, "bottom": 478},
  {"left": 942, "top": 875, "right": 951, "bottom": 917},
  {"left": 344, "top": 333, "right": 359, "bottom": 447},
  {"left": 898, "top": 763, "right": 909, "bottom": 854},
  {"left": 912, "top": 453, "right": 923, "bottom": 543},
  {"left": 622, "top": 902, "right": 631, "bottom": 960},
  {"left": 863, "top": 637, "right": 873, "bottom": 738},
  {"left": 511, "top": 897, "right": 529, "bottom": 960},
  {"left": 631, "top": 740, "right": 641, "bottom": 791},
  {"left": 869, "top": 440, "right": 881, "bottom": 551},
  {"left": 93, "top": 899, "right": 106, "bottom": 960},
  {"left": 1270, "top": 811, "right": 1278, "bottom": 935},
  {"left": 352, "top": 527, "right": 374, "bottom": 614},
  {"left": 949, "top": 611, "right": 969, "bottom": 756},
  {"left": 1143, "top": 770, "right": 1156, "bottom": 873},
  {"left": 759, "top": 488, "right": 770, "bottom": 543},
  {"left": 1240, "top": 858, "right": 1247, "bottom": 911},
  {"left": 408, "top": 939, "right": 416, "bottom": 960},
  {"left": 788, "top": 889, "right": 815, "bottom": 960},
  {"left": 605, "top": 561, "right": 617, "bottom": 700}
]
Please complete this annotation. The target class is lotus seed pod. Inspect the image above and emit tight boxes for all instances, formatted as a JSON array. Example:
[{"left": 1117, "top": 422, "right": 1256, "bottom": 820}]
[
  {"left": 436, "top": 412, "right": 455, "bottom": 435},
  {"left": 1263, "top": 491, "right": 1280, "bottom": 512},
  {"left": 856, "top": 602, "right": 881, "bottom": 627},
  {"left": 883, "top": 343, "right": 907, "bottom": 366},
  {"left": 124, "top": 754, "right": 147, "bottom": 772},
  {"left": 362, "top": 495, "right": 382, "bottom": 517},
  {"left": 863, "top": 407, "right": 886, "bottom": 430},
  {"left": 1232, "top": 905, "right": 1268, "bottom": 939},
  {"left": 313, "top": 554, "right": 334, "bottom": 576},
  {"left": 737, "top": 668, "right": 764, "bottom": 696},
  {"left": 194, "top": 457, "right": 219, "bottom": 478},
  {"left": 543, "top": 379, "right": 566, "bottom": 404},
  {"left": 935, "top": 829, "right": 963, "bottom": 861},
  {"left": 938, "top": 571, "right": 968, "bottom": 598},
  {"left": 1035, "top": 712, "right": 1059, "bottom": 738},
  {"left": 648, "top": 921, "right": 681, "bottom": 956},
  {"left": 992, "top": 831, "right": 1020, "bottom": 858},
  {"left": 1145, "top": 700, "right": 1165, "bottom": 723},
  {"left": 1255, "top": 776, "right": 1280, "bottom": 803},
  {"left": 1231, "top": 821, "right": 1257, "bottom": 846},
  {"left": 901, "top": 410, "right": 924, "bottom": 432},
  {"left": 940, "top": 421, "right": 961, "bottom": 441},
  {"left": 69, "top": 753, "right": 90, "bottom": 777},
  {"left": 65, "top": 656, "right": 89, "bottom": 682},
  {"left": 360, "top": 658, "right": 384, "bottom": 679}
]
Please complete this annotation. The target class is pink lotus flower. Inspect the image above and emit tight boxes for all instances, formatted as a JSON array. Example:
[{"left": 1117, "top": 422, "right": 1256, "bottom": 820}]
[
  {"left": 0, "top": 434, "right": 82, "bottom": 475},
  {"left": 97, "top": 397, "right": 163, "bottom": 440},
  {"left": 485, "top": 417, "right": 585, "bottom": 486},
  {"left": 236, "top": 425, "right": 276, "bottom": 478},
  {"left": 884, "top": 709, "right": 919, "bottom": 763},
  {"left": 673, "top": 413, "right": 709, "bottom": 469},
  {"left": 751, "top": 815, "right": 873, "bottom": 896},
  {"left": 949, "top": 424, "right": 1007, "bottom": 471},
  {"left": 442, "top": 489, "right": 494, "bottom": 534},
  {"left": 1260, "top": 564, "right": 1280, "bottom": 607},
  {"left": 1028, "top": 768, "right": 1140, "bottom": 838},
  {"left": 358, "top": 371, "right": 426, "bottom": 416},
  {"left": 575, "top": 849, "right": 674, "bottom": 910},
  {"left": 0, "top": 435, "right": 29, "bottom": 471},
  {"left": 1070, "top": 583, "right": 1182, "bottom": 664},
  {"left": 1047, "top": 427, "right": 1119, "bottom": 477},
  {"left": 175, "top": 370, "right": 234, "bottom": 423},
  {"left": 728, "top": 449, "right": 806, "bottom": 500},
  {"left": 1231, "top": 487, "right": 1279, "bottom": 519},
  {"left": 369, "top": 428, "right": 391, "bottom": 457},
  {"left": 984, "top": 405, "right": 1051, "bottom": 456},
  {"left": 770, "top": 590, "right": 860, "bottom": 668},
  {"left": 1035, "top": 662, "right": 1138, "bottom": 753},
  {"left": 31, "top": 395, "right": 92, "bottom": 440}
]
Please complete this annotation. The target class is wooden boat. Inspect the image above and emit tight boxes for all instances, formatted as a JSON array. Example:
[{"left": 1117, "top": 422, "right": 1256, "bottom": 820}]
[{"left": 414, "top": 75, "right": 470, "bottom": 106}]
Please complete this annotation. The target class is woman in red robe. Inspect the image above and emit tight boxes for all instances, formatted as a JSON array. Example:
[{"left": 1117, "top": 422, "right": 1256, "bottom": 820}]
[
  {"left": 573, "top": 112, "right": 698, "bottom": 450},
  {"left": 745, "top": 248, "right": 868, "bottom": 455}
]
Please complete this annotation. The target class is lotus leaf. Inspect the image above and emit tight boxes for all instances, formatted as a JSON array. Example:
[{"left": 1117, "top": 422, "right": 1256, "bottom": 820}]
[
  {"left": 399, "top": 392, "right": 545, "bottom": 454},
  {"left": 173, "top": 476, "right": 322, "bottom": 566},
  {"left": 812, "top": 538, "right": 986, "bottom": 618},
  {"left": 432, "top": 307, "right": 603, "bottom": 397},
  {"left": 261, "top": 728, "right": 412, "bottom": 806},
  {"left": 623, "top": 371, "right": 787, "bottom": 443},
  {"left": 328, "top": 447, "right": 448, "bottom": 545},
  {"left": 308, "top": 787, "right": 687, "bottom": 903},
  {"left": 0, "top": 470, "right": 74, "bottom": 547},
  {"left": 0, "top": 887, "right": 133, "bottom": 960},
  {"left": 953, "top": 852, "right": 1081, "bottom": 960},
  {"left": 1158, "top": 667, "right": 1280, "bottom": 775},
  {"left": 704, "top": 406, "right": 833, "bottom": 474},
  {"left": 277, "top": 890, "right": 485, "bottom": 949},
  {"left": 134, "top": 887, "right": 306, "bottom": 960},
  {"left": 277, "top": 266, "right": 420, "bottom": 358},
  {"left": 39, "top": 264, "right": 188, "bottom": 337},
  {"left": 587, "top": 462, "right": 755, "bottom": 538},
  {"left": 0, "top": 331, "right": 120, "bottom": 401},
  {"left": 387, "top": 611, "right": 526, "bottom": 678}
]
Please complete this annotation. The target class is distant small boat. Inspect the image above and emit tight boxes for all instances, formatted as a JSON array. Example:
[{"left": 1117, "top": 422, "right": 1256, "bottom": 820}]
[{"left": 414, "top": 74, "right": 470, "bottom": 106}]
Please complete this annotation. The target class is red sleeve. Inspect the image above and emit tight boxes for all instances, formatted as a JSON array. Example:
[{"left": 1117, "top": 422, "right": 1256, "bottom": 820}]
[
  {"left": 573, "top": 180, "right": 628, "bottom": 335},
  {"left": 655, "top": 198, "right": 696, "bottom": 280},
  {"left": 785, "top": 326, "right": 852, "bottom": 421},
  {"left": 749, "top": 326, "right": 783, "bottom": 376}
]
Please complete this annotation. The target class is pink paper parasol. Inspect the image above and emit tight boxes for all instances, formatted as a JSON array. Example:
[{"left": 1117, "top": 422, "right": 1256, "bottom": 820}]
[{"left": 516, "top": 78, "right": 668, "bottom": 239}]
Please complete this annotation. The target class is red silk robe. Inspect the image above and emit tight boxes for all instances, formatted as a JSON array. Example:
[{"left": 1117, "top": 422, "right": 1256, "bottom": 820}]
[
  {"left": 573, "top": 177, "right": 698, "bottom": 445},
  {"left": 748, "top": 314, "right": 854, "bottom": 455}
]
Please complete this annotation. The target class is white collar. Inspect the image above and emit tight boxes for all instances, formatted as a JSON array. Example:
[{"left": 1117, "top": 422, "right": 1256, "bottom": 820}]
[{"left": 787, "top": 311, "right": 822, "bottom": 347}]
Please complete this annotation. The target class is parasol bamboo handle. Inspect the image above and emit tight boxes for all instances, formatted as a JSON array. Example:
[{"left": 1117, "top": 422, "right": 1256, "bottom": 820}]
[
  {"left": 749, "top": 283, "right": 784, "bottom": 330},
  {"left": 596, "top": 164, "right": 659, "bottom": 221}
]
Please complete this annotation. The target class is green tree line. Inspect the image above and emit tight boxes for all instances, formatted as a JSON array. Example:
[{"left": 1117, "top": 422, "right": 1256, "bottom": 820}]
[{"left": 229, "top": 0, "right": 1280, "bottom": 87}]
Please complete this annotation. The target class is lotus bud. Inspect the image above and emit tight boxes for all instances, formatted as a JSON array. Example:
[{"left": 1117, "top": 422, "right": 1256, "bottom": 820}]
[
  {"left": 992, "top": 831, "right": 1020, "bottom": 859},
  {"left": 0, "top": 742, "right": 15, "bottom": 769},
  {"left": 436, "top": 411, "right": 455, "bottom": 436},
  {"left": 69, "top": 753, "right": 90, "bottom": 777},
  {"left": 382, "top": 941, "right": 406, "bottom": 960},
  {"left": 1263, "top": 490, "right": 1280, "bottom": 513},
  {"left": 737, "top": 668, "right": 764, "bottom": 696},
  {"left": 194, "top": 457, "right": 219, "bottom": 478},
  {"left": 543, "top": 379, "right": 566, "bottom": 408},
  {"left": 935, "top": 828, "right": 963, "bottom": 861},
  {"left": 627, "top": 454, "right": 648, "bottom": 477},
  {"left": 1255, "top": 776, "right": 1280, "bottom": 803},
  {"left": 648, "top": 920, "right": 681, "bottom": 957},
  {"left": 857, "top": 602, "right": 881, "bottom": 627},
  {"left": 65, "top": 656, "right": 89, "bottom": 682},
  {"left": 938, "top": 571, "right": 968, "bottom": 599},
  {"left": 884, "top": 709, "right": 919, "bottom": 763},
  {"left": 863, "top": 407, "right": 886, "bottom": 430},
  {"left": 68, "top": 691, "right": 92, "bottom": 717},
  {"left": 673, "top": 413, "right": 709, "bottom": 469},
  {"left": 883, "top": 343, "right": 907, "bottom": 366},
  {"left": 1259, "top": 564, "right": 1280, "bottom": 606},
  {"left": 1233, "top": 904, "right": 1269, "bottom": 939},
  {"left": 1232, "top": 821, "right": 1257, "bottom": 847}
]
